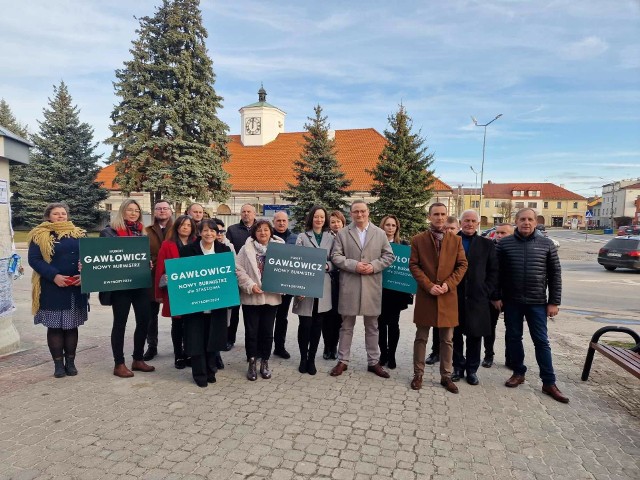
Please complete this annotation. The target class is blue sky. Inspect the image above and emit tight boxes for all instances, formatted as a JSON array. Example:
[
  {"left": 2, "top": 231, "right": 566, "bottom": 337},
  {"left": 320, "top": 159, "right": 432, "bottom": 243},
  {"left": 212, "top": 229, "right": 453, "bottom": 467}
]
[{"left": 1, "top": 0, "right": 639, "bottom": 197}]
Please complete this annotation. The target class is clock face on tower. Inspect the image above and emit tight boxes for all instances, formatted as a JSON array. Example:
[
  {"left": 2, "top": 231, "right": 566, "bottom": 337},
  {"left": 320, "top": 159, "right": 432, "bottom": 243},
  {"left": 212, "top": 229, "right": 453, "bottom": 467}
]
[{"left": 245, "top": 117, "right": 261, "bottom": 135}]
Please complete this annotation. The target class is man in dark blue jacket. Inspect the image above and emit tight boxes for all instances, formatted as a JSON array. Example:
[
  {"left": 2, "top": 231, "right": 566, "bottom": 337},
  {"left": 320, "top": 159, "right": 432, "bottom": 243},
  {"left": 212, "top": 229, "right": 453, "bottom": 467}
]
[
  {"left": 495, "top": 208, "right": 568, "bottom": 403},
  {"left": 271, "top": 210, "right": 298, "bottom": 359},
  {"left": 225, "top": 204, "right": 256, "bottom": 351}
]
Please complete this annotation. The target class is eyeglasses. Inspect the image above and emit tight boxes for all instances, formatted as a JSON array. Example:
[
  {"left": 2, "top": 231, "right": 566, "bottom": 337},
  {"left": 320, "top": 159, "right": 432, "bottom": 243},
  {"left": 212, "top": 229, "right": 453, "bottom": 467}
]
[
  {"left": 125, "top": 209, "right": 141, "bottom": 213},
  {"left": 351, "top": 210, "right": 367, "bottom": 215},
  {"left": 155, "top": 207, "right": 171, "bottom": 211},
  {"left": 217, "top": 230, "right": 226, "bottom": 234}
]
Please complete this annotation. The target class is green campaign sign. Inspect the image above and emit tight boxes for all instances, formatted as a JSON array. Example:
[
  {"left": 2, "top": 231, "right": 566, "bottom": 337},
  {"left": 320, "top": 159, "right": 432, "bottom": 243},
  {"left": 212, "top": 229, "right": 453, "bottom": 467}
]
[
  {"left": 165, "top": 252, "right": 240, "bottom": 316},
  {"left": 80, "top": 237, "right": 151, "bottom": 293},
  {"left": 261, "top": 242, "right": 327, "bottom": 297},
  {"left": 383, "top": 243, "right": 417, "bottom": 294}
]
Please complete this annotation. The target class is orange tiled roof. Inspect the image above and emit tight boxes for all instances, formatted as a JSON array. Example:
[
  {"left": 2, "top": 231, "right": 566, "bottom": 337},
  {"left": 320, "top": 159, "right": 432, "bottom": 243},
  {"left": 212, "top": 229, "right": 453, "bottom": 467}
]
[
  {"left": 96, "top": 163, "right": 118, "bottom": 189},
  {"left": 480, "top": 182, "right": 586, "bottom": 200},
  {"left": 95, "top": 128, "right": 453, "bottom": 193}
]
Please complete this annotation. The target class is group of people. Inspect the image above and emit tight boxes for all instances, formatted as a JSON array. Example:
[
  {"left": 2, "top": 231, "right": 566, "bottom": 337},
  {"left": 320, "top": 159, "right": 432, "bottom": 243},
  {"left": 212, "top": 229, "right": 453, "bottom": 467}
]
[{"left": 27, "top": 198, "right": 568, "bottom": 403}]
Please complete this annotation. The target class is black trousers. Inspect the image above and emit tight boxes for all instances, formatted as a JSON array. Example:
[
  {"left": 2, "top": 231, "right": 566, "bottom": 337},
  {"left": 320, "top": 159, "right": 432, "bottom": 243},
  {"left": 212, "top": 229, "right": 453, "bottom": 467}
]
[
  {"left": 243, "top": 304, "right": 277, "bottom": 360},
  {"left": 298, "top": 300, "right": 323, "bottom": 360},
  {"left": 322, "top": 308, "right": 342, "bottom": 354},
  {"left": 171, "top": 317, "right": 185, "bottom": 358},
  {"left": 452, "top": 326, "right": 482, "bottom": 374},
  {"left": 227, "top": 306, "right": 240, "bottom": 344},
  {"left": 110, "top": 288, "right": 151, "bottom": 365},
  {"left": 378, "top": 305, "right": 401, "bottom": 359},
  {"left": 430, "top": 327, "right": 440, "bottom": 355},
  {"left": 483, "top": 305, "right": 500, "bottom": 359},
  {"left": 274, "top": 294, "right": 293, "bottom": 350},
  {"left": 146, "top": 301, "right": 161, "bottom": 348}
]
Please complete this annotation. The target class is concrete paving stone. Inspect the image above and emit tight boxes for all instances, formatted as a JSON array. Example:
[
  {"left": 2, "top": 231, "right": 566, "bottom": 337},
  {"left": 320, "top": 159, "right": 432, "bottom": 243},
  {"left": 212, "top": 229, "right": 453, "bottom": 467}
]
[{"left": 331, "top": 468, "right": 355, "bottom": 480}]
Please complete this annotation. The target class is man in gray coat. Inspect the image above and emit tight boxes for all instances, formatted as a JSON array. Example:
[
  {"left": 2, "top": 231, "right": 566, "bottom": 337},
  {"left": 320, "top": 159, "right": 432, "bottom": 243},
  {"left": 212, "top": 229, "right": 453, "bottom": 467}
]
[{"left": 330, "top": 201, "right": 395, "bottom": 378}]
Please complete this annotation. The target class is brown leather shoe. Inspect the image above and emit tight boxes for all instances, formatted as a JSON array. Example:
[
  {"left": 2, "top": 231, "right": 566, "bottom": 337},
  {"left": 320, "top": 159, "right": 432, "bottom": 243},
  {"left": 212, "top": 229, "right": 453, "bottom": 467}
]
[
  {"left": 542, "top": 384, "right": 569, "bottom": 403},
  {"left": 113, "top": 363, "right": 134, "bottom": 378},
  {"left": 131, "top": 360, "right": 155, "bottom": 372},
  {"left": 330, "top": 362, "right": 348, "bottom": 376},
  {"left": 440, "top": 376, "right": 459, "bottom": 394},
  {"left": 367, "top": 363, "right": 390, "bottom": 378},
  {"left": 410, "top": 374, "right": 423, "bottom": 390},
  {"left": 505, "top": 374, "right": 525, "bottom": 388}
]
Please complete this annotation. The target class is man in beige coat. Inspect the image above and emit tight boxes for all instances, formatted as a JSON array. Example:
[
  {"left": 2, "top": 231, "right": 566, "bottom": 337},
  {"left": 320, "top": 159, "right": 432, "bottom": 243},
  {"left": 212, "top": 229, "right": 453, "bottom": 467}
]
[
  {"left": 409, "top": 203, "right": 467, "bottom": 393},
  {"left": 330, "top": 201, "right": 395, "bottom": 378}
]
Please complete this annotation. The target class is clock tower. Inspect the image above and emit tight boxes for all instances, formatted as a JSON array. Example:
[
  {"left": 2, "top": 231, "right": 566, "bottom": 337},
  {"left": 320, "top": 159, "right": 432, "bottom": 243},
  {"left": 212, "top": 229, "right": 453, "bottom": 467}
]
[{"left": 239, "top": 85, "right": 286, "bottom": 146}]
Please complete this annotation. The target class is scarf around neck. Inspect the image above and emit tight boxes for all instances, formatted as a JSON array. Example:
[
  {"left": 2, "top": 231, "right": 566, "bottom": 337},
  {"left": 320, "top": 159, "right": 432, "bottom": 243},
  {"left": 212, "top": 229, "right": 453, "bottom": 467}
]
[
  {"left": 27, "top": 221, "right": 86, "bottom": 314},
  {"left": 429, "top": 225, "right": 445, "bottom": 253},
  {"left": 116, "top": 220, "right": 143, "bottom": 237}
]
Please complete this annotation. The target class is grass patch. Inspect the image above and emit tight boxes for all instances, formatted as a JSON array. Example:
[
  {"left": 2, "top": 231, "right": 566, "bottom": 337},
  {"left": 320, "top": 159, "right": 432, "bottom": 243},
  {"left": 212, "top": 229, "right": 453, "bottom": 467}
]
[
  {"left": 13, "top": 230, "right": 100, "bottom": 243},
  {"left": 578, "top": 230, "right": 605, "bottom": 235},
  {"left": 603, "top": 340, "right": 636, "bottom": 349}
]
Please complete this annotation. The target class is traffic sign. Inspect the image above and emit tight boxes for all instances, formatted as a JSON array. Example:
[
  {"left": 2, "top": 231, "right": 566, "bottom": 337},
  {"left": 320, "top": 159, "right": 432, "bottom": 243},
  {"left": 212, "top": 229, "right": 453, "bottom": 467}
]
[{"left": 585, "top": 210, "right": 593, "bottom": 218}]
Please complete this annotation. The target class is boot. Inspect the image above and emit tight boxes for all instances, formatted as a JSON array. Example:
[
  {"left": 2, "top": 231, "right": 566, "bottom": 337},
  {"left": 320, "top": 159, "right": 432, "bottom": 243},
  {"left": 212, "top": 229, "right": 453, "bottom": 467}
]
[
  {"left": 387, "top": 355, "right": 397, "bottom": 370},
  {"left": 143, "top": 345, "right": 157, "bottom": 361},
  {"left": 299, "top": 354, "right": 307, "bottom": 374},
  {"left": 307, "top": 345, "right": 318, "bottom": 375},
  {"left": 247, "top": 358, "right": 257, "bottom": 381},
  {"left": 53, "top": 359, "right": 66, "bottom": 378},
  {"left": 260, "top": 359, "right": 272, "bottom": 379},
  {"left": 64, "top": 356, "right": 78, "bottom": 376},
  {"left": 306, "top": 357, "right": 317, "bottom": 376}
]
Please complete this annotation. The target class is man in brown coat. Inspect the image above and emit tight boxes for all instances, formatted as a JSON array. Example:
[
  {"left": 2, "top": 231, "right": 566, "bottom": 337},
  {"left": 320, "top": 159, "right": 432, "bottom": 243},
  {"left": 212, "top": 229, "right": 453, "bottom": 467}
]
[
  {"left": 409, "top": 203, "right": 468, "bottom": 393},
  {"left": 143, "top": 200, "right": 174, "bottom": 360}
]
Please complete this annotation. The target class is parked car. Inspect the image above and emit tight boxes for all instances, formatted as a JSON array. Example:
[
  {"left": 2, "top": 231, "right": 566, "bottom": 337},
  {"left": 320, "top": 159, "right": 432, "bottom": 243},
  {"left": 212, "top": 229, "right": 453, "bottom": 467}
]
[
  {"left": 481, "top": 227, "right": 496, "bottom": 237},
  {"left": 617, "top": 225, "right": 640, "bottom": 236},
  {"left": 597, "top": 236, "right": 640, "bottom": 271},
  {"left": 535, "top": 224, "right": 546, "bottom": 232}
]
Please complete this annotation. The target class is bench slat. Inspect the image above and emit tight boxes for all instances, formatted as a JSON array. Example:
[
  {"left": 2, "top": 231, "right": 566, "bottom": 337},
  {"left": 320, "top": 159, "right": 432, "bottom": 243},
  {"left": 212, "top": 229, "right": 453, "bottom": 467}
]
[
  {"left": 593, "top": 344, "right": 640, "bottom": 368},
  {"left": 591, "top": 342, "right": 640, "bottom": 378}
]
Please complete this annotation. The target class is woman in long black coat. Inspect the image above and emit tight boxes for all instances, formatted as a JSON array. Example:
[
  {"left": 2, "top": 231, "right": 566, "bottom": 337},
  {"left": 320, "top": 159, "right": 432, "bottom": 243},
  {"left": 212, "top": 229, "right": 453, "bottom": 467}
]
[
  {"left": 378, "top": 215, "right": 413, "bottom": 369},
  {"left": 179, "top": 219, "right": 231, "bottom": 387}
]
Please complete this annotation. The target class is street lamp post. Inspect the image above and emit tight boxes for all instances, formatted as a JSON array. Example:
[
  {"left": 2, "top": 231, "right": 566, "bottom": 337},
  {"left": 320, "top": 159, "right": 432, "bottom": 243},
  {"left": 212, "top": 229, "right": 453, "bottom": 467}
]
[
  {"left": 471, "top": 113, "right": 502, "bottom": 226},
  {"left": 470, "top": 166, "right": 479, "bottom": 211}
]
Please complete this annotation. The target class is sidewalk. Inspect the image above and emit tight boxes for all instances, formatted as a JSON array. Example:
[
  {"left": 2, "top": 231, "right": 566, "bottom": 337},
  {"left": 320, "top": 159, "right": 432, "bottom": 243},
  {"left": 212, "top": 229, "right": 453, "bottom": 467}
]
[{"left": 0, "top": 262, "right": 639, "bottom": 479}]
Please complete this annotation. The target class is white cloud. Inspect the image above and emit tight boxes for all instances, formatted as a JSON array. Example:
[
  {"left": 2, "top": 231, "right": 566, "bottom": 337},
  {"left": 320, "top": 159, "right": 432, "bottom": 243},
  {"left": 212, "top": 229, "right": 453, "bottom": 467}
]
[{"left": 560, "top": 36, "right": 609, "bottom": 60}]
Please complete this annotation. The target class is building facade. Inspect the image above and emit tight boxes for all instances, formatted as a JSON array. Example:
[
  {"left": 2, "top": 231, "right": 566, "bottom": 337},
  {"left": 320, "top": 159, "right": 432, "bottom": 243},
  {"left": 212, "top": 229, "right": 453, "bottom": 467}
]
[
  {"left": 462, "top": 182, "right": 587, "bottom": 227},
  {"left": 598, "top": 178, "right": 640, "bottom": 228}
]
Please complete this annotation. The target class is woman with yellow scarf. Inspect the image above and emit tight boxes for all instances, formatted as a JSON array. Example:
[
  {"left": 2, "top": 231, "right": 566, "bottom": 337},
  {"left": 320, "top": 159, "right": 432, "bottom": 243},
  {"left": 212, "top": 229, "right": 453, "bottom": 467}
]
[{"left": 27, "top": 203, "right": 88, "bottom": 378}]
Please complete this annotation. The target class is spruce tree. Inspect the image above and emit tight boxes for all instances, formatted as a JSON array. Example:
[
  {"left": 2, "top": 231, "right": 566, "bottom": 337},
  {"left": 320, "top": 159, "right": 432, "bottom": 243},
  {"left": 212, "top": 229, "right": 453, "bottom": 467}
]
[
  {"left": 1, "top": 99, "right": 30, "bottom": 226},
  {"left": 283, "top": 105, "right": 352, "bottom": 229},
  {"left": 368, "top": 105, "right": 436, "bottom": 238},
  {"left": 106, "top": 0, "right": 230, "bottom": 207},
  {"left": 19, "top": 82, "right": 108, "bottom": 228}
]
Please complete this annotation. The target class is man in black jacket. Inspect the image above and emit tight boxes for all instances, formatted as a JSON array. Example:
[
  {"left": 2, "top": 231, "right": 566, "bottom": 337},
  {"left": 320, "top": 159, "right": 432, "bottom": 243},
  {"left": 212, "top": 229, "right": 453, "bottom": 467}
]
[
  {"left": 271, "top": 211, "right": 298, "bottom": 359},
  {"left": 495, "top": 208, "right": 568, "bottom": 403},
  {"left": 452, "top": 210, "right": 498, "bottom": 385},
  {"left": 225, "top": 204, "right": 256, "bottom": 351}
]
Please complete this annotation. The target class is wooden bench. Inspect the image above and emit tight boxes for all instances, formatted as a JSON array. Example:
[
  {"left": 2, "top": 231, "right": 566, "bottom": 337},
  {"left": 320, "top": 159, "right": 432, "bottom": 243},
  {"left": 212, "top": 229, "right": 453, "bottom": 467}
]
[{"left": 581, "top": 326, "right": 640, "bottom": 381}]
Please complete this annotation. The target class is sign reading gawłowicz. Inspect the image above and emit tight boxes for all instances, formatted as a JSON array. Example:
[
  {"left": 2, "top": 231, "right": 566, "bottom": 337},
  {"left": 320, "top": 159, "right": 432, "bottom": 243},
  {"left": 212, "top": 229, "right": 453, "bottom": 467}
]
[
  {"left": 165, "top": 252, "right": 240, "bottom": 316},
  {"left": 383, "top": 243, "right": 417, "bottom": 294},
  {"left": 261, "top": 242, "right": 327, "bottom": 298},
  {"left": 79, "top": 237, "right": 151, "bottom": 293}
]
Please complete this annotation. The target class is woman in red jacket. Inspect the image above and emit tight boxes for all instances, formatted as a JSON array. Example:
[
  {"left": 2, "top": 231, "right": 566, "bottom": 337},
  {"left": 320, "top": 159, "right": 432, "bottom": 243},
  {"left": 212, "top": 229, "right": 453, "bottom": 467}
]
[{"left": 155, "top": 215, "right": 197, "bottom": 369}]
